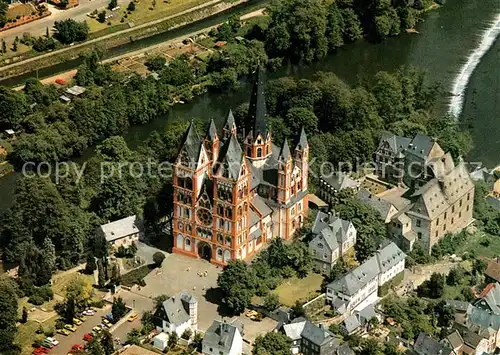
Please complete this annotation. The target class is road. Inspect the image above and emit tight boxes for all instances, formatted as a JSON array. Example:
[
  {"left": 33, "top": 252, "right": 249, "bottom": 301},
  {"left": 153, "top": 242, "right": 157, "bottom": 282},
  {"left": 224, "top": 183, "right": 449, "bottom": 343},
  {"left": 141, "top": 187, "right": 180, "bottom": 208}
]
[{"left": 1, "top": 0, "right": 128, "bottom": 43}]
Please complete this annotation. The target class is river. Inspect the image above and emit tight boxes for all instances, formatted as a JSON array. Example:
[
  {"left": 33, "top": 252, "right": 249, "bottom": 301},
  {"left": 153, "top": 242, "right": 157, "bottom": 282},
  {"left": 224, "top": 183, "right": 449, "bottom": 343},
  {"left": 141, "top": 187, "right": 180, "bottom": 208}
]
[{"left": 0, "top": 0, "right": 498, "bottom": 212}]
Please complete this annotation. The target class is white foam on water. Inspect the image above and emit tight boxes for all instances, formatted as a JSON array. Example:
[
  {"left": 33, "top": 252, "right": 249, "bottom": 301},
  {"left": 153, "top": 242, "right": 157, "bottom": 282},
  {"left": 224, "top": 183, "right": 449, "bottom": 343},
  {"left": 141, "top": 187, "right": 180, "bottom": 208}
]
[{"left": 448, "top": 13, "right": 500, "bottom": 118}]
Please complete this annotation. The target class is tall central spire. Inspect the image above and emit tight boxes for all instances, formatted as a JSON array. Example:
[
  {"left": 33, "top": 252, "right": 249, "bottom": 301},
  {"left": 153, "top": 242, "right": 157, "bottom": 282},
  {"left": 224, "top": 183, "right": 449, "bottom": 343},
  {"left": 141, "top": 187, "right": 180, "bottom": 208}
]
[{"left": 247, "top": 67, "right": 269, "bottom": 139}]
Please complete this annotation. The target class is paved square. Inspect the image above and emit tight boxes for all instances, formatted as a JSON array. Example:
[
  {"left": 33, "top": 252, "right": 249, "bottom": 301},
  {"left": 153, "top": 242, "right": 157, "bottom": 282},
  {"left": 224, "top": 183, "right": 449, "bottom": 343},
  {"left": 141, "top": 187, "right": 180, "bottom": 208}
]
[{"left": 129, "top": 253, "right": 277, "bottom": 343}]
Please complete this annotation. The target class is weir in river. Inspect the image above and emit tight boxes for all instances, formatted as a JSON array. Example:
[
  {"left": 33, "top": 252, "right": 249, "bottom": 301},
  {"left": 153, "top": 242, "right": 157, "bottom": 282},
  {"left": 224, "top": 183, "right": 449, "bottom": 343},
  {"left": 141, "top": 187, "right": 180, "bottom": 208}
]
[{"left": 449, "top": 13, "right": 500, "bottom": 118}]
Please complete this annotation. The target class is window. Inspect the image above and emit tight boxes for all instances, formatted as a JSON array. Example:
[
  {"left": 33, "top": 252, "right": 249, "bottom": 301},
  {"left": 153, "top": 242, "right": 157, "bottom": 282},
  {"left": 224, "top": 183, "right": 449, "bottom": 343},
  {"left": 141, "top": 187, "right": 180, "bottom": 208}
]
[
  {"left": 467, "top": 193, "right": 471, "bottom": 201},
  {"left": 467, "top": 205, "right": 470, "bottom": 211},
  {"left": 435, "top": 231, "right": 438, "bottom": 238},
  {"left": 443, "top": 224, "right": 446, "bottom": 231},
  {"left": 436, "top": 218, "right": 439, "bottom": 226},
  {"left": 451, "top": 218, "right": 454, "bottom": 224},
  {"left": 444, "top": 212, "right": 447, "bottom": 219},
  {"left": 257, "top": 148, "right": 262, "bottom": 157},
  {"left": 416, "top": 219, "right": 421, "bottom": 227},
  {"left": 460, "top": 199, "right": 463, "bottom": 207},
  {"left": 185, "top": 238, "right": 191, "bottom": 246},
  {"left": 318, "top": 243, "right": 324, "bottom": 249},
  {"left": 417, "top": 232, "right": 422, "bottom": 239},
  {"left": 452, "top": 205, "right": 455, "bottom": 213},
  {"left": 459, "top": 211, "right": 462, "bottom": 218}
]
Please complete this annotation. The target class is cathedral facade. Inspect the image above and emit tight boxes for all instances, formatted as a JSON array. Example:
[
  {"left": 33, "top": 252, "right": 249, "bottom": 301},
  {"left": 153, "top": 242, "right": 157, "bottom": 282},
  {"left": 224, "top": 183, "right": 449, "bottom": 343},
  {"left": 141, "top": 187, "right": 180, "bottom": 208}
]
[{"left": 172, "top": 70, "right": 309, "bottom": 265}]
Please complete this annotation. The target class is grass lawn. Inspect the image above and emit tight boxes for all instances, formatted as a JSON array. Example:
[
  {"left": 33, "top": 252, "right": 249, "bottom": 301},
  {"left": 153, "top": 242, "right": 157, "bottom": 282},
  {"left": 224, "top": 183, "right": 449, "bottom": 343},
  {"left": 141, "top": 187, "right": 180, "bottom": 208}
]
[
  {"left": 6, "top": 3, "right": 35, "bottom": 19},
  {"left": 455, "top": 231, "right": 500, "bottom": 259},
  {"left": 15, "top": 317, "right": 57, "bottom": 355},
  {"left": 272, "top": 273, "right": 324, "bottom": 307},
  {"left": 87, "top": 0, "right": 212, "bottom": 33},
  {"left": 52, "top": 272, "right": 95, "bottom": 297}
]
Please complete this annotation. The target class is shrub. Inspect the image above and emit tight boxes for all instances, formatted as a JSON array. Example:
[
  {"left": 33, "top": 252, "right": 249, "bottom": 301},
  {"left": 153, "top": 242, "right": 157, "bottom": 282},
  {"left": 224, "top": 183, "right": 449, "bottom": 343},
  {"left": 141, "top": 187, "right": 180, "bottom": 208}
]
[
  {"left": 28, "top": 295, "right": 44, "bottom": 306},
  {"left": 153, "top": 252, "right": 165, "bottom": 267},
  {"left": 55, "top": 320, "right": 65, "bottom": 329},
  {"left": 92, "top": 299, "right": 105, "bottom": 308},
  {"left": 127, "top": 1, "right": 136, "bottom": 11},
  {"left": 43, "top": 326, "right": 55, "bottom": 337},
  {"left": 181, "top": 328, "right": 192, "bottom": 340}
]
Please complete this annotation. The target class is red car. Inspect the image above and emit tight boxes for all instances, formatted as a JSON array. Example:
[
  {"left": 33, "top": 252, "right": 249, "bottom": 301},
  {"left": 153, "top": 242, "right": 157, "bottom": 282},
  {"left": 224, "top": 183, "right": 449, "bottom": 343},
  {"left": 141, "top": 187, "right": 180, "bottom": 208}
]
[
  {"left": 33, "top": 347, "right": 50, "bottom": 354},
  {"left": 83, "top": 333, "right": 93, "bottom": 342},
  {"left": 71, "top": 344, "right": 84, "bottom": 352}
]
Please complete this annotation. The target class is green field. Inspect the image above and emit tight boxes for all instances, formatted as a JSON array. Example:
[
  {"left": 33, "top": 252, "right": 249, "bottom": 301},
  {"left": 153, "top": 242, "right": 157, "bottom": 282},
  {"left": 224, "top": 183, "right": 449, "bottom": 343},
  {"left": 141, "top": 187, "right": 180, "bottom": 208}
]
[{"left": 455, "top": 231, "right": 500, "bottom": 259}]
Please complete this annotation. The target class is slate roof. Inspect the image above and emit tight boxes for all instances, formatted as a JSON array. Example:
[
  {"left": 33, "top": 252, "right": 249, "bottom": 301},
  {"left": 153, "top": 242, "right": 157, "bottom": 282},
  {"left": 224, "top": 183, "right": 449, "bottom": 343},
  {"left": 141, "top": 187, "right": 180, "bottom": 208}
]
[
  {"left": 159, "top": 291, "right": 196, "bottom": 326},
  {"left": 249, "top": 228, "right": 262, "bottom": 241},
  {"left": 278, "top": 138, "right": 291, "bottom": 161},
  {"left": 100, "top": 215, "right": 140, "bottom": 242},
  {"left": 283, "top": 319, "right": 306, "bottom": 341},
  {"left": 251, "top": 195, "right": 273, "bottom": 217},
  {"left": 356, "top": 189, "right": 395, "bottom": 221},
  {"left": 462, "top": 330, "right": 484, "bottom": 348},
  {"left": 407, "top": 133, "right": 437, "bottom": 160},
  {"left": 301, "top": 321, "right": 339, "bottom": 347},
  {"left": 321, "top": 172, "right": 360, "bottom": 191},
  {"left": 250, "top": 209, "right": 260, "bottom": 228},
  {"left": 327, "top": 242, "right": 405, "bottom": 296},
  {"left": 179, "top": 121, "right": 203, "bottom": 163},
  {"left": 203, "top": 320, "right": 243, "bottom": 353},
  {"left": 206, "top": 119, "right": 218, "bottom": 141},
  {"left": 409, "top": 161, "right": 473, "bottom": 220},
  {"left": 224, "top": 110, "right": 236, "bottom": 134},
  {"left": 312, "top": 211, "right": 352, "bottom": 243},
  {"left": 467, "top": 306, "right": 500, "bottom": 330},
  {"left": 247, "top": 67, "right": 269, "bottom": 139},
  {"left": 336, "top": 343, "right": 355, "bottom": 355},
  {"left": 446, "top": 300, "right": 472, "bottom": 313},
  {"left": 445, "top": 330, "right": 464, "bottom": 350},
  {"left": 377, "top": 131, "right": 412, "bottom": 155},
  {"left": 216, "top": 134, "right": 243, "bottom": 181},
  {"left": 413, "top": 333, "right": 453, "bottom": 355},
  {"left": 343, "top": 315, "right": 361, "bottom": 334},
  {"left": 295, "top": 127, "right": 308, "bottom": 151},
  {"left": 358, "top": 304, "right": 377, "bottom": 324},
  {"left": 474, "top": 282, "right": 500, "bottom": 315}
]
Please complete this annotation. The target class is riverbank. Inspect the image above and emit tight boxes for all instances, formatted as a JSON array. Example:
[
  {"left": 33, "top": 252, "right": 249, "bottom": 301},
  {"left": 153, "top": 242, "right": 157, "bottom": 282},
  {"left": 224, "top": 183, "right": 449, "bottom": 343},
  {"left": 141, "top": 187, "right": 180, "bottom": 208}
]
[{"left": 0, "top": 0, "right": 239, "bottom": 79}]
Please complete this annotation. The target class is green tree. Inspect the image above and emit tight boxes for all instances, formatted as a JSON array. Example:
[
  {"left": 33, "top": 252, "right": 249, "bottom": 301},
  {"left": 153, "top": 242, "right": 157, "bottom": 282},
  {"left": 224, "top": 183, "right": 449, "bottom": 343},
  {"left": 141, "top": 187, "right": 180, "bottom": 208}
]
[
  {"left": 98, "top": 11, "right": 107, "bottom": 23},
  {"left": 0, "top": 86, "right": 28, "bottom": 130},
  {"left": 328, "top": 259, "right": 347, "bottom": 281},
  {"left": 285, "top": 107, "right": 318, "bottom": 136},
  {"left": 42, "top": 237, "right": 56, "bottom": 271},
  {"left": 252, "top": 332, "right": 292, "bottom": 355},
  {"left": 168, "top": 331, "right": 178, "bottom": 348},
  {"left": 153, "top": 252, "right": 165, "bottom": 267},
  {"left": 218, "top": 260, "right": 257, "bottom": 314},
  {"left": 0, "top": 277, "right": 19, "bottom": 353},
  {"left": 110, "top": 262, "right": 121, "bottom": 286},
  {"left": 472, "top": 258, "right": 487, "bottom": 275},
  {"left": 108, "top": 0, "right": 117, "bottom": 9},
  {"left": 263, "top": 293, "right": 280, "bottom": 312},
  {"left": 1, "top": 39, "right": 6, "bottom": 54},
  {"left": 97, "top": 260, "right": 106, "bottom": 288},
  {"left": 21, "top": 306, "right": 28, "bottom": 323},
  {"left": 53, "top": 19, "right": 89, "bottom": 44},
  {"left": 127, "top": 1, "right": 136, "bottom": 11},
  {"left": 85, "top": 337, "right": 106, "bottom": 355},
  {"left": 111, "top": 297, "right": 127, "bottom": 321},
  {"left": 145, "top": 56, "right": 166, "bottom": 72},
  {"left": 85, "top": 254, "right": 97, "bottom": 274},
  {"left": 446, "top": 266, "right": 465, "bottom": 286},
  {"left": 102, "top": 330, "right": 115, "bottom": 355},
  {"left": 266, "top": 0, "right": 328, "bottom": 63}
]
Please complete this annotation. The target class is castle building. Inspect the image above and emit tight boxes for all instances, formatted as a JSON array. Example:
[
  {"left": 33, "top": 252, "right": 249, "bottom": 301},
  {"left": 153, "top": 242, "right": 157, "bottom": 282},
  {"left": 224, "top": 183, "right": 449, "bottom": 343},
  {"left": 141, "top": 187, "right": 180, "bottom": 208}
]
[{"left": 171, "top": 69, "right": 309, "bottom": 265}]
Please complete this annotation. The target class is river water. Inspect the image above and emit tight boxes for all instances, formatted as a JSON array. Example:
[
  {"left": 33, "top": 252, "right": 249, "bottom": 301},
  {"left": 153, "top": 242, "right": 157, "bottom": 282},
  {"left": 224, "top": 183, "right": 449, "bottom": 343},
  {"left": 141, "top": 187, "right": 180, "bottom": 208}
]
[{"left": 0, "top": 0, "right": 498, "bottom": 211}]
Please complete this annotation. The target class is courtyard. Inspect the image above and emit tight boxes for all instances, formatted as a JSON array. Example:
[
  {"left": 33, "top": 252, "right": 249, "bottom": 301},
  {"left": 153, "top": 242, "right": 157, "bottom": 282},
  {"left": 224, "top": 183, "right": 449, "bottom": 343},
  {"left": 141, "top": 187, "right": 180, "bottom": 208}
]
[{"left": 122, "top": 253, "right": 277, "bottom": 343}]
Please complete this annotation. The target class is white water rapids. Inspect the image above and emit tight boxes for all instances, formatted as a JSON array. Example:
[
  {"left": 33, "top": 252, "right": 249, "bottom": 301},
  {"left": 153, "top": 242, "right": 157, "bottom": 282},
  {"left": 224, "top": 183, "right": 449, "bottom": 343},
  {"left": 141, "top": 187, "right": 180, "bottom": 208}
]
[{"left": 448, "top": 13, "right": 500, "bottom": 118}]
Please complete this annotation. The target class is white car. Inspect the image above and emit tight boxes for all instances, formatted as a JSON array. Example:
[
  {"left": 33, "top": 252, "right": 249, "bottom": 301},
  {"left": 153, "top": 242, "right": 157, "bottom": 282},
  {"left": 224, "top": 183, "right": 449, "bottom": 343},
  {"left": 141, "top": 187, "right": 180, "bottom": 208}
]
[
  {"left": 83, "top": 310, "right": 95, "bottom": 316},
  {"left": 45, "top": 337, "right": 59, "bottom": 346}
]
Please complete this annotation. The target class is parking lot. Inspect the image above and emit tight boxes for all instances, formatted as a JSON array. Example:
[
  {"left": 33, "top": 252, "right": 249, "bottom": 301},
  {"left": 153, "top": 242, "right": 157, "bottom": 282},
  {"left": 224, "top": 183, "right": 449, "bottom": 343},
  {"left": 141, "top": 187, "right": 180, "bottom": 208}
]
[{"left": 50, "top": 305, "right": 111, "bottom": 355}]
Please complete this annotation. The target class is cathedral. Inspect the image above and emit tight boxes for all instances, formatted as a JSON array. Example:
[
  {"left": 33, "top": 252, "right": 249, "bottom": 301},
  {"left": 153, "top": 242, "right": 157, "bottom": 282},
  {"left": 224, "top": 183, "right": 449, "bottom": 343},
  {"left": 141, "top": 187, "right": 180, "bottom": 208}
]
[{"left": 172, "top": 69, "right": 309, "bottom": 265}]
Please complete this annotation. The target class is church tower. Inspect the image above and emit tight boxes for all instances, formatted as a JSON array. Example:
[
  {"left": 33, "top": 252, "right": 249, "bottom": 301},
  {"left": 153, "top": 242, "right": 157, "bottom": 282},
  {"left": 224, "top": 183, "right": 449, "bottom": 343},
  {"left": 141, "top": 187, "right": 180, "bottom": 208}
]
[
  {"left": 277, "top": 139, "right": 293, "bottom": 205},
  {"left": 212, "top": 134, "right": 251, "bottom": 263},
  {"left": 172, "top": 121, "right": 210, "bottom": 258},
  {"left": 222, "top": 110, "right": 237, "bottom": 140},
  {"left": 295, "top": 127, "right": 309, "bottom": 192},
  {"left": 244, "top": 68, "right": 272, "bottom": 168}
]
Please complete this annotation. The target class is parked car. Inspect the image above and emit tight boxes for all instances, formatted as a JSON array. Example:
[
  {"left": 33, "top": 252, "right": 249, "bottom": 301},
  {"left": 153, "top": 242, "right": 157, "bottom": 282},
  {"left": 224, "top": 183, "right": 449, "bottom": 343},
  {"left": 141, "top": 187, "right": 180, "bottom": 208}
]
[
  {"left": 71, "top": 344, "right": 84, "bottom": 352},
  {"left": 102, "top": 319, "right": 111, "bottom": 327},
  {"left": 83, "top": 333, "right": 93, "bottom": 342},
  {"left": 64, "top": 324, "right": 77, "bottom": 332},
  {"left": 45, "top": 337, "right": 59, "bottom": 346},
  {"left": 72, "top": 318, "right": 82, "bottom": 326},
  {"left": 76, "top": 315, "right": 87, "bottom": 322},
  {"left": 82, "top": 309, "right": 95, "bottom": 316},
  {"left": 92, "top": 326, "right": 102, "bottom": 333},
  {"left": 57, "top": 329, "right": 70, "bottom": 336},
  {"left": 127, "top": 313, "right": 138, "bottom": 322},
  {"left": 34, "top": 346, "right": 50, "bottom": 354},
  {"left": 41, "top": 340, "right": 53, "bottom": 349}
]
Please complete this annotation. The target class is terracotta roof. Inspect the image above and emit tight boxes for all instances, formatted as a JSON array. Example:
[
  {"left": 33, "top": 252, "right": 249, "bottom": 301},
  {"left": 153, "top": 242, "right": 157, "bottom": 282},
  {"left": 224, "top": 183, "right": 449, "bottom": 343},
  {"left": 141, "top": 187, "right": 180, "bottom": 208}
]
[
  {"left": 485, "top": 260, "right": 500, "bottom": 282},
  {"left": 479, "top": 283, "right": 496, "bottom": 298}
]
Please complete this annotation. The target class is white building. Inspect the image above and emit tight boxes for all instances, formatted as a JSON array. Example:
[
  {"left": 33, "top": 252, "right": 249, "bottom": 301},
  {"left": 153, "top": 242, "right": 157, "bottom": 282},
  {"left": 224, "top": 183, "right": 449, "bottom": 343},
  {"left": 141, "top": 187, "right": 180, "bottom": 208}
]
[
  {"left": 97, "top": 215, "right": 141, "bottom": 248},
  {"left": 326, "top": 241, "right": 406, "bottom": 315},
  {"left": 154, "top": 292, "right": 198, "bottom": 337},
  {"left": 202, "top": 319, "right": 243, "bottom": 355},
  {"left": 309, "top": 211, "right": 357, "bottom": 272}
]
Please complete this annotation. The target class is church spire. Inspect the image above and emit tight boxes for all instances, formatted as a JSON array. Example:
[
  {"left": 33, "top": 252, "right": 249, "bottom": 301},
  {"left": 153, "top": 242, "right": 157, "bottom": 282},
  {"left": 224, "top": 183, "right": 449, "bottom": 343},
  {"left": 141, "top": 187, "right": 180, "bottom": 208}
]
[
  {"left": 295, "top": 127, "right": 308, "bottom": 151},
  {"left": 279, "top": 138, "right": 291, "bottom": 161},
  {"left": 223, "top": 110, "right": 237, "bottom": 139},
  {"left": 206, "top": 118, "right": 218, "bottom": 141},
  {"left": 247, "top": 67, "right": 269, "bottom": 139}
]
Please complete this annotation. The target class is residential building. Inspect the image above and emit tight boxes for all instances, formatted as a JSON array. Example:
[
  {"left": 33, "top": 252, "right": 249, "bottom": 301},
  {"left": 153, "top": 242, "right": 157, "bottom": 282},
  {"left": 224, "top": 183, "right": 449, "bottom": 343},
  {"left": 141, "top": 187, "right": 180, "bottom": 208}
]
[
  {"left": 411, "top": 333, "right": 453, "bottom": 355},
  {"left": 473, "top": 283, "right": 500, "bottom": 315},
  {"left": 202, "top": 319, "right": 243, "bottom": 355},
  {"left": 317, "top": 172, "right": 360, "bottom": 206},
  {"left": 172, "top": 69, "right": 309, "bottom": 265},
  {"left": 281, "top": 318, "right": 351, "bottom": 355},
  {"left": 341, "top": 304, "right": 379, "bottom": 335},
  {"left": 326, "top": 242, "right": 405, "bottom": 315},
  {"left": 97, "top": 215, "right": 141, "bottom": 248},
  {"left": 154, "top": 291, "right": 197, "bottom": 336},
  {"left": 120, "top": 345, "right": 160, "bottom": 355},
  {"left": 309, "top": 211, "right": 357, "bottom": 272},
  {"left": 372, "top": 132, "right": 475, "bottom": 253}
]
